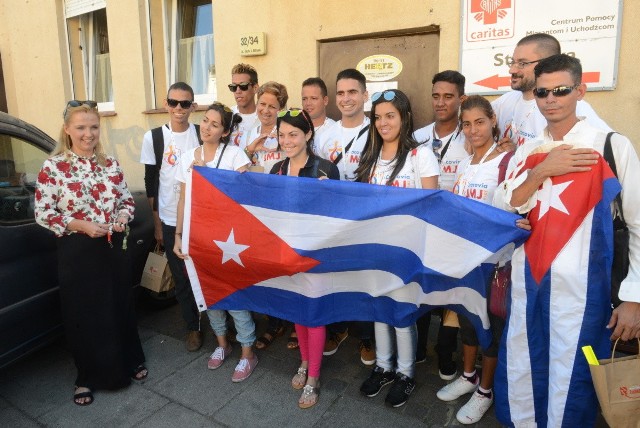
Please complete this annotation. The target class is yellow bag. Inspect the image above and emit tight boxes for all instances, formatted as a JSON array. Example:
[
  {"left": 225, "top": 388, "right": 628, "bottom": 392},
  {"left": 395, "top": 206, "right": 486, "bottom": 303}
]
[
  {"left": 589, "top": 339, "right": 640, "bottom": 428},
  {"left": 140, "top": 245, "right": 175, "bottom": 293}
]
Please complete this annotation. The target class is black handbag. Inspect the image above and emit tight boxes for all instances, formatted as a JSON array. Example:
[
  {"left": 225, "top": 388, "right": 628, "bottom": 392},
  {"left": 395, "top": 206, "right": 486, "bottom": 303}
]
[{"left": 603, "top": 132, "right": 629, "bottom": 308}]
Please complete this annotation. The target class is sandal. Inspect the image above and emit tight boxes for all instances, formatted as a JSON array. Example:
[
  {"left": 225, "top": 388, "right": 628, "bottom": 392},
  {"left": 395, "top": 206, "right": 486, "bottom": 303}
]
[
  {"left": 287, "top": 332, "right": 299, "bottom": 350},
  {"left": 298, "top": 383, "right": 319, "bottom": 409},
  {"left": 291, "top": 367, "right": 307, "bottom": 390},
  {"left": 73, "top": 386, "right": 94, "bottom": 406},
  {"left": 131, "top": 364, "right": 148, "bottom": 381},
  {"left": 255, "top": 326, "right": 285, "bottom": 350}
]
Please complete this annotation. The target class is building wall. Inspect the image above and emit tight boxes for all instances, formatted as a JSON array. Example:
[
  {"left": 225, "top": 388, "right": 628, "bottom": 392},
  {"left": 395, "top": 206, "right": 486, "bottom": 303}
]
[{"left": 0, "top": 0, "right": 638, "bottom": 190}]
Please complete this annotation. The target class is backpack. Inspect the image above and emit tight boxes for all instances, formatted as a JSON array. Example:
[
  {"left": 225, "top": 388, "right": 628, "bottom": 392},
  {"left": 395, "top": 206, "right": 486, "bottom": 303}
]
[{"left": 149, "top": 124, "right": 201, "bottom": 210}]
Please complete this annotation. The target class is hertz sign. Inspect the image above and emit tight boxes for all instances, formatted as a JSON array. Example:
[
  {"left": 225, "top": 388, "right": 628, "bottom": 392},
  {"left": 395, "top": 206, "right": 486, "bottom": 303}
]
[{"left": 357, "top": 55, "right": 403, "bottom": 82}]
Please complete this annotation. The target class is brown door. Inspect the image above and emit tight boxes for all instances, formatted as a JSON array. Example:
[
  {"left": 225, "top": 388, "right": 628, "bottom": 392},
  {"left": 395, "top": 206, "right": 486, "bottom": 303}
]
[{"left": 319, "top": 32, "right": 440, "bottom": 129}]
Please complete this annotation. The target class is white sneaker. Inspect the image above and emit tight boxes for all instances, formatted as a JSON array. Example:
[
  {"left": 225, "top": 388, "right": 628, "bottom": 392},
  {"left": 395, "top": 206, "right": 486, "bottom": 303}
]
[
  {"left": 456, "top": 391, "right": 494, "bottom": 424},
  {"left": 436, "top": 375, "right": 478, "bottom": 401}
]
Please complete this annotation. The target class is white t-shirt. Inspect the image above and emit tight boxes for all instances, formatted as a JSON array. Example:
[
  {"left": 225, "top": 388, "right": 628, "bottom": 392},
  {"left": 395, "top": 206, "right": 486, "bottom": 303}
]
[
  {"left": 230, "top": 106, "right": 260, "bottom": 149},
  {"left": 246, "top": 125, "right": 284, "bottom": 173},
  {"left": 139, "top": 123, "right": 200, "bottom": 226},
  {"left": 491, "top": 91, "right": 611, "bottom": 147},
  {"left": 176, "top": 144, "right": 251, "bottom": 184},
  {"left": 317, "top": 117, "right": 370, "bottom": 181},
  {"left": 311, "top": 117, "right": 337, "bottom": 154},
  {"left": 369, "top": 144, "right": 439, "bottom": 187},
  {"left": 453, "top": 151, "right": 509, "bottom": 204},
  {"left": 413, "top": 123, "right": 469, "bottom": 192}
]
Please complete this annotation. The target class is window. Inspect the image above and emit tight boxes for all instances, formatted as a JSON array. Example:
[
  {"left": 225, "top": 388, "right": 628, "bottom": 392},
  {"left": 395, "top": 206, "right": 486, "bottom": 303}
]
[
  {"left": 169, "top": 0, "right": 216, "bottom": 104},
  {"left": 65, "top": 4, "right": 114, "bottom": 111}
]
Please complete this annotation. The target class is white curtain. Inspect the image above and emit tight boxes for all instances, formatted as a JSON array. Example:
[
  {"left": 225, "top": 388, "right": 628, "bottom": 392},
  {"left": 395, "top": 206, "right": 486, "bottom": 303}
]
[
  {"left": 177, "top": 33, "right": 214, "bottom": 95},
  {"left": 94, "top": 53, "right": 113, "bottom": 103}
]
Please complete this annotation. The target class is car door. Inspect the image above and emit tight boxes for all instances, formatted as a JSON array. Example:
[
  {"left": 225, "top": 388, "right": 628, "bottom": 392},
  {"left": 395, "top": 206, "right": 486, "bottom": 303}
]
[{"left": 0, "top": 112, "right": 61, "bottom": 368}]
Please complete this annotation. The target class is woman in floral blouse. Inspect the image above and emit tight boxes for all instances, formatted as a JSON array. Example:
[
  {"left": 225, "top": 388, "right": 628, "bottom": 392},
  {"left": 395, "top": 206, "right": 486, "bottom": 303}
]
[{"left": 35, "top": 101, "right": 146, "bottom": 406}]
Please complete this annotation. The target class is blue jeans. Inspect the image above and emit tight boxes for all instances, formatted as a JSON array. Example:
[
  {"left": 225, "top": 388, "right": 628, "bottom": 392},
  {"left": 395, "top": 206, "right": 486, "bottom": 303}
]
[
  {"left": 374, "top": 322, "right": 417, "bottom": 378},
  {"left": 207, "top": 309, "right": 256, "bottom": 348}
]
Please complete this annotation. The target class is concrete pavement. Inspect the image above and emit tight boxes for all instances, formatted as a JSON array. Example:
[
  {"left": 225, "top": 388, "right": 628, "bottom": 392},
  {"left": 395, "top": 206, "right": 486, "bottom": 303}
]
[{"left": 0, "top": 300, "right": 510, "bottom": 427}]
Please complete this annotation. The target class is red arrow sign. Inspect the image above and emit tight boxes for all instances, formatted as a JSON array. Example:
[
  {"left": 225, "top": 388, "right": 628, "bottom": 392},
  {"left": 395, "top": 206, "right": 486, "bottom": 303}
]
[
  {"left": 474, "top": 74, "right": 511, "bottom": 90},
  {"left": 475, "top": 71, "right": 601, "bottom": 90},
  {"left": 582, "top": 72, "right": 600, "bottom": 84}
]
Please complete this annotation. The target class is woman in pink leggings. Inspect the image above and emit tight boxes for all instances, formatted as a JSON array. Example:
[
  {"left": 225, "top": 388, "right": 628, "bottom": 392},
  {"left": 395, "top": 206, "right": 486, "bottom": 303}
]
[{"left": 270, "top": 108, "right": 339, "bottom": 408}]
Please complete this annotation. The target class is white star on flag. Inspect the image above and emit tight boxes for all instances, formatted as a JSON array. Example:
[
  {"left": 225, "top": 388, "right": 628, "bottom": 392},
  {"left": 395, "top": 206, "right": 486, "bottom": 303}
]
[
  {"left": 213, "top": 229, "right": 249, "bottom": 266},
  {"left": 537, "top": 179, "right": 572, "bottom": 220}
]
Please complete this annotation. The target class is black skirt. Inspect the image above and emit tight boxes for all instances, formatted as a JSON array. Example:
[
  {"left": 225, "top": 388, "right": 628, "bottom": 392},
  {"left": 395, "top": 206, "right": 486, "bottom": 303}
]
[{"left": 57, "top": 232, "right": 145, "bottom": 390}]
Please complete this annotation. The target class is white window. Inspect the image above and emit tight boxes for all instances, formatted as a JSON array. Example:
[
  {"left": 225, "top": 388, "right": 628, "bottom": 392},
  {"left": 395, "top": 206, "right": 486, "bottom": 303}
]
[
  {"left": 65, "top": 1, "right": 114, "bottom": 111},
  {"left": 165, "top": 0, "right": 216, "bottom": 105}
]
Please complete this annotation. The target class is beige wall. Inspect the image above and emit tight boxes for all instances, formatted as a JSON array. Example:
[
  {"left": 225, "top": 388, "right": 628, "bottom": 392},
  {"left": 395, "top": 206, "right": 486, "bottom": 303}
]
[{"left": 0, "top": 0, "right": 638, "bottom": 191}]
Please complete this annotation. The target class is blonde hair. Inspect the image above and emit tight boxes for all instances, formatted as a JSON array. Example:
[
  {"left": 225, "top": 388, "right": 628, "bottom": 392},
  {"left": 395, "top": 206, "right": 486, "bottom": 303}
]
[
  {"left": 257, "top": 81, "right": 288, "bottom": 109},
  {"left": 53, "top": 105, "right": 107, "bottom": 166}
]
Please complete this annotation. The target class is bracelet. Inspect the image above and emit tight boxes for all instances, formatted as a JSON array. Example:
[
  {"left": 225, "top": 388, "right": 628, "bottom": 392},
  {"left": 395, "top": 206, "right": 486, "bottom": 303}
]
[{"left": 175, "top": 232, "right": 182, "bottom": 236}]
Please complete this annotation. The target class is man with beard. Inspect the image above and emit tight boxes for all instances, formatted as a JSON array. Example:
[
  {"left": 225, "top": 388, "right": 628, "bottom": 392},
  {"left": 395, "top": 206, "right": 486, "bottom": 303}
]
[{"left": 492, "top": 33, "right": 610, "bottom": 148}]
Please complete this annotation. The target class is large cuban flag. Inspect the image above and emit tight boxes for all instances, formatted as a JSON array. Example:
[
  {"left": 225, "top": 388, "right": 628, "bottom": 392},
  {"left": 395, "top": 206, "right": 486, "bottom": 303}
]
[
  {"left": 495, "top": 142, "right": 621, "bottom": 427},
  {"left": 182, "top": 167, "right": 529, "bottom": 348}
]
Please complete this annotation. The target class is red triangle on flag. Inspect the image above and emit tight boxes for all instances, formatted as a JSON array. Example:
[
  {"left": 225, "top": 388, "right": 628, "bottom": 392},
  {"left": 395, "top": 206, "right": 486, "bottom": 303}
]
[
  {"left": 188, "top": 171, "right": 320, "bottom": 305},
  {"left": 523, "top": 152, "right": 612, "bottom": 284}
]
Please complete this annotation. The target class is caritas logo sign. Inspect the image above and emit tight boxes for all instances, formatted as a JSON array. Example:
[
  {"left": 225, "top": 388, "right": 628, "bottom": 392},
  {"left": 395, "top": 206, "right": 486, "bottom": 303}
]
[{"left": 466, "top": 0, "right": 515, "bottom": 42}]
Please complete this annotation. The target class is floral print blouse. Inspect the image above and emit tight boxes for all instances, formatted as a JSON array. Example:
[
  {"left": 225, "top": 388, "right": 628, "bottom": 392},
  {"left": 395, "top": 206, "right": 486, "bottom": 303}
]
[{"left": 35, "top": 152, "right": 135, "bottom": 237}]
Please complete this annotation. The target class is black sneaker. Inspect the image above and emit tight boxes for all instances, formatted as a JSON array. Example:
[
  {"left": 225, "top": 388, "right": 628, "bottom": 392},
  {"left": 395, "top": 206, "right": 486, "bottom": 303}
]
[
  {"left": 385, "top": 373, "right": 416, "bottom": 407},
  {"left": 360, "top": 366, "right": 395, "bottom": 397}
]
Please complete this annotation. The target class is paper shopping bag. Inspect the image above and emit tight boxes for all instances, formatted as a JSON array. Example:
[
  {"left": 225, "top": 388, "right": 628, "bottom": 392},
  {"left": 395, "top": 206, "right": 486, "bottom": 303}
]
[
  {"left": 140, "top": 245, "right": 175, "bottom": 293},
  {"left": 589, "top": 339, "right": 640, "bottom": 428}
]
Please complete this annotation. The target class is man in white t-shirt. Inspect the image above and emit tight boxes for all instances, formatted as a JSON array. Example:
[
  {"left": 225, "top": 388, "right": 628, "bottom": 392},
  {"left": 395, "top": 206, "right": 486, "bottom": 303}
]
[
  {"left": 492, "top": 33, "right": 610, "bottom": 149},
  {"left": 301, "top": 77, "right": 336, "bottom": 152},
  {"left": 318, "top": 69, "right": 370, "bottom": 182},
  {"left": 413, "top": 70, "right": 469, "bottom": 192},
  {"left": 229, "top": 63, "right": 260, "bottom": 149},
  {"left": 316, "top": 68, "right": 375, "bottom": 365},
  {"left": 140, "top": 82, "right": 203, "bottom": 352}
]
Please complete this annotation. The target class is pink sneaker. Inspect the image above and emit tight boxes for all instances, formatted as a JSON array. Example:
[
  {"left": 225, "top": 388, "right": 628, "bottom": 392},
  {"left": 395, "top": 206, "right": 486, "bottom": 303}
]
[
  {"left": 207, "top": 345, "right": 232, "bottom": 370},
  {"left": 231, "top": 355, "right": 258, "bottom": 382}
]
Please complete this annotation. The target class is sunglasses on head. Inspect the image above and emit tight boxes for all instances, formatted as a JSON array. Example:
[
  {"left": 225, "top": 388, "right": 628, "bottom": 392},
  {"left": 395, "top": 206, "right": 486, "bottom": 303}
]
[
  {"left": 167, "top": 98, "right": 193, "bottom": 108},
  {"left": 228, "top": 82, "right": 252, "bottom": 92},
  {"left": 63, "top": 100, "right": 97, "bottom": 117},
  {"left": 533, "top": 84, "right": 579, "bottom": 99},
  {"left": 371, "top": 90, "right": 397, "bottom": 103},
  {"left": 277, "top": 108, "right": 313, "bottom": 127},
  {"left": 211, "top": 101, "right": 233, "bottom": 113}
]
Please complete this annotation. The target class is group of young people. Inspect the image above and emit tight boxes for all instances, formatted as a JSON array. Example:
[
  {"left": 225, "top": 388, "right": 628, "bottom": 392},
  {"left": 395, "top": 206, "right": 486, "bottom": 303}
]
[{"left": 34, "top": 31, "right": 640, "bottom": 425}]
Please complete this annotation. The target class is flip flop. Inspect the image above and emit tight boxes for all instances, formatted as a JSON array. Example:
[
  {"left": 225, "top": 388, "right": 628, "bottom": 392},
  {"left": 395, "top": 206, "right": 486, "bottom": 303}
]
[
  {"left": 132, "top": 365, "right": 148, "bottom": 380},
  {"left": 287, "top": 333, "right": 299, "bottom": 350},
  {"left": 73, "top": 387, "right": 94, "bottom": 406},
  {"left": 298, "top": 383, "right": 319, "bottom": 409},
  {"left": 255, "top": 326, "right": 285, "bottom": 350},
  {"left": 291, "top": 367, "right": 307, "bottom": 390}
]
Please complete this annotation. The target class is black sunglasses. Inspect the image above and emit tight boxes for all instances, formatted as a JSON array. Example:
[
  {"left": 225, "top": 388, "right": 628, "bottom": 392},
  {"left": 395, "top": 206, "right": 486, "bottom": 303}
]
[
  {"left": 63, "top": 100, "right": 97, "bottom": 117},
  {"left": 167, "top": 98, "right": 193, "bottom": 108},
  {"left": 533, "top": 85, "right": 579, "bottom": 99},
  {"left": 228, "top": 83, "right": 252, "bottom": 92}
]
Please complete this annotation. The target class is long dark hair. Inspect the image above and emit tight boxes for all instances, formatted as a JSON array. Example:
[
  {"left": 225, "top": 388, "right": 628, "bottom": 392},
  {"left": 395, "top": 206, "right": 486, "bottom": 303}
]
[
  {"left": 459, "top": 95, "right": 499, "bottom": 141},
  {"left": 355, "top": 89, "right": 419, "bottom": 184},
  {"left": 276, "top": 108, "right": 315, "bottom": 157},
  {"left": 205, "top": 102, "right": 242, "bottom": 144}
]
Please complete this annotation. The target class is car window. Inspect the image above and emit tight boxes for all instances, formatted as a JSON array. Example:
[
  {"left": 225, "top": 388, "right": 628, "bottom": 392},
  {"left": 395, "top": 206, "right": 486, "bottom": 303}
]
[{"left": 0, "top": 134, "right": 49, "bottom": 224}]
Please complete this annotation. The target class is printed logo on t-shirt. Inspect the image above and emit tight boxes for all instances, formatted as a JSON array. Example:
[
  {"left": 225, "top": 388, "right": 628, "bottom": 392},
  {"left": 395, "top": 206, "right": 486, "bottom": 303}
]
[
  {"left": 232, "top": 131, "right": 244, "bottom": 146},
  {"left": 164, "top": 145, "right": 181, "bottom": 166}
]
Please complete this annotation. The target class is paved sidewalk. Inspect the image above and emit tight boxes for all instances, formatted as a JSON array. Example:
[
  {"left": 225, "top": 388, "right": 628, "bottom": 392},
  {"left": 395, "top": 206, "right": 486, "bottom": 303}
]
[{"left": 0, "top": 302, "right": 506, "bottom": 427}]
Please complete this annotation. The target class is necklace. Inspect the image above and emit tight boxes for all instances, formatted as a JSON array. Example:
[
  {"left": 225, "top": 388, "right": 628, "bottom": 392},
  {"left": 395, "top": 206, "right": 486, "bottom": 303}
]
[{"left": 287, "top": 155, "right": 309, "bottom": 176}]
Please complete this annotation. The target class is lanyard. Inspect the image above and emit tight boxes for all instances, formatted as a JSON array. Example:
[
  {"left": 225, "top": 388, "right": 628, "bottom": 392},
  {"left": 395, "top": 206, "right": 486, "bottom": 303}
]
[{"left": 455, "top": 142, "right": 497, "bottom": 197}]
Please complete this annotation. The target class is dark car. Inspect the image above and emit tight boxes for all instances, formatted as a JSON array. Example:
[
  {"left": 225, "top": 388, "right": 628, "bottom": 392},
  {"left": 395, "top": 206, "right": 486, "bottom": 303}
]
[{"left": 0, "top": 111, "right": 156, "bottom": 369}]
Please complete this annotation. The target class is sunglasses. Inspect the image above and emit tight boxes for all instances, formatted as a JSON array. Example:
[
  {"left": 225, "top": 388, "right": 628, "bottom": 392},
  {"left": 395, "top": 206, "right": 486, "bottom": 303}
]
[
  {"left": 533, "top": 85, "right": 579, "bottom": 99},
  {"left": 63, "top": 100, "right": 97, "bottom": 117},
  {"left": 228, "top": 82, "right": 252, "bottom": 92},
  {"left": 277, "top": 108, "right": 313, "bottom": 127},
  {"left": 167, "top": 98, "right": 193, "bottom": 108},
  {"left": 506, "top": 59, "right": 543, "bottom": 69},
  {"left": 211, "top": 101, "right": 233, "bottom": 113},
  {"left": 371, "top": 90, "right": 397, "bottom": 103}
]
